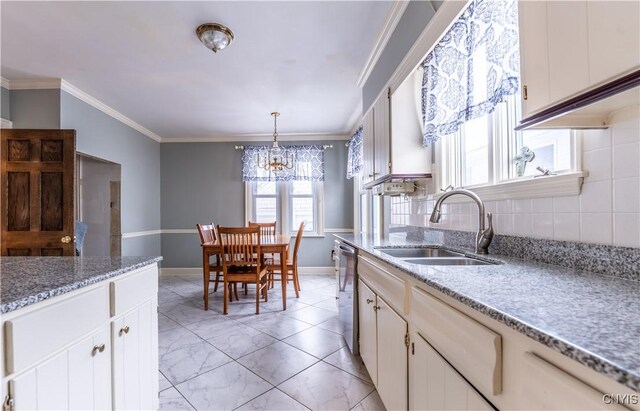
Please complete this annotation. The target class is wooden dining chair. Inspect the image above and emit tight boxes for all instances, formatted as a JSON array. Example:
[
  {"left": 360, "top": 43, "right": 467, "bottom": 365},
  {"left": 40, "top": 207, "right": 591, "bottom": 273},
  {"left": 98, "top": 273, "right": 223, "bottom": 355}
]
[
  {"left": 197, "top": 223, "right": 238, "bottom": 311},
  {"left": 217, "top": 225, "right": 270, "bottom": 315},
  {"left": 267, "top": 221, "right": 304, "bottom": 298},
  {"left": 248, "top": 221, "right": 277, "bottom": 236}
]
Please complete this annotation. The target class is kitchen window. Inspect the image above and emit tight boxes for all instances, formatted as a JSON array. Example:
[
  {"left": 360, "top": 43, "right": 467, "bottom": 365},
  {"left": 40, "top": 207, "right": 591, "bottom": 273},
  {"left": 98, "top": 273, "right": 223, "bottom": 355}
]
[
  {"left": 436, "top": 91, "right": 580, "bottom": 196},
  {"left": 245, "top": 180, "right": 324, "bottom": 236}
]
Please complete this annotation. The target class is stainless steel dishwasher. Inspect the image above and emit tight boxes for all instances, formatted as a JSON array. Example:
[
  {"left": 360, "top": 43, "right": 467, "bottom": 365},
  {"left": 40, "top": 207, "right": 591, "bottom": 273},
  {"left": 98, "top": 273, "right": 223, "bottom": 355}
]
[{"left": 335, "top": 240, "right": 358, "bottom": 354}]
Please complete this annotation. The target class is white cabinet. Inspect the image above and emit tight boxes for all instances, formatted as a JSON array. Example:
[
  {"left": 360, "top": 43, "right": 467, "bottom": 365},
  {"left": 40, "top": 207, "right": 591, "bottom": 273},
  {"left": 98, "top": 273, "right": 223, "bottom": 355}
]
[
  {"left": 373, "top": 93, "right": 391, "bottom": 180},
  {"left": 9, "top": 325, "right": 111, "bottom": 410},
  {"left": 111, "top": 266, "right": 159, "bottom": 410},
  {"left": 358, "top": 278, "right": 408, "bottom": 410},
  {"left": 518, "top": 0, "right": 640, "bottom": 119},
  {"left": 362, "top": 109, "right": 375, "bottom": 186},
  {"left": 3, "top": 263, "right": 159, "bottom": 411},
  {"left": 410, "top": 333, "right": 493, "bottom": 411}
]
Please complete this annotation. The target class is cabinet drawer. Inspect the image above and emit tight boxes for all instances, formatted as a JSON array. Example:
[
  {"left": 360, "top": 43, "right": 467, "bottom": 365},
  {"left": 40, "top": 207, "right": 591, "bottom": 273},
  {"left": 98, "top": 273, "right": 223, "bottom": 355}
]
[
  {"left": 359, "top": 255, "right": 406, "bottom": 313},
  {"left": 110, "top": 265, "right": 158, "bottom": 317},
  {"left": 411, "top": 286, "right": 502, "bottom": 397},
  {"left": 521, "top": 352, "right": 628, "bottom": 410},
  {"left": 5, "top": 286, "right": 109, "bottom": 374}
]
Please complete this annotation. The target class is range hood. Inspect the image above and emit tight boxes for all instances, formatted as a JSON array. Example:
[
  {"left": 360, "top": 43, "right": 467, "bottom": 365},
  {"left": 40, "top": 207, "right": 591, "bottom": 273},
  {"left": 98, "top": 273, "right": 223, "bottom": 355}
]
[{"left": 516, "top": 69, "right": 640, "bottom": 130}]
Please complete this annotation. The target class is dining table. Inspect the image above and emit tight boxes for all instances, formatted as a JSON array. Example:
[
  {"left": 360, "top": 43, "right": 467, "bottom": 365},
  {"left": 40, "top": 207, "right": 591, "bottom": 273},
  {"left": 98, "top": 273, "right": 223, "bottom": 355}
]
[{"left": 201, "top": 233, "right": 291, "bottom": 311}]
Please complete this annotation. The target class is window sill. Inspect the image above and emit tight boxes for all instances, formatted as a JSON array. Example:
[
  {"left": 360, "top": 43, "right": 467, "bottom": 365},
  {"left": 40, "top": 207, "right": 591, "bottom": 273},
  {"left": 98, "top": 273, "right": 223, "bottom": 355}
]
[{"left": 434, "top": 171, "right": 589, "bottom": 203}]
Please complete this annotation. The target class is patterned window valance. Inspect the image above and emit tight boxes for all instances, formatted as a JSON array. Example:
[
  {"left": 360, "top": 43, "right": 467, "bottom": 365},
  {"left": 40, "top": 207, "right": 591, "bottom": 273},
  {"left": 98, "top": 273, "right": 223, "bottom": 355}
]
[
  {"left": 346, "top": 126, "right": 363, "bottom": 179},
  {"left": 242, "top": 145, "right": 325, "bottom": 182},
  {"left": 421, "top": 0, "right": 520, "bottom": 145}
]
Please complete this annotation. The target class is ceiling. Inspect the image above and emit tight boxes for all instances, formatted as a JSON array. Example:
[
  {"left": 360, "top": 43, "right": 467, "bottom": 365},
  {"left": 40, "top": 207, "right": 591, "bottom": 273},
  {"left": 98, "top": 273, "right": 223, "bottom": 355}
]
[{"left": 1, "top": 1, "right": 393, "bottom": 140}]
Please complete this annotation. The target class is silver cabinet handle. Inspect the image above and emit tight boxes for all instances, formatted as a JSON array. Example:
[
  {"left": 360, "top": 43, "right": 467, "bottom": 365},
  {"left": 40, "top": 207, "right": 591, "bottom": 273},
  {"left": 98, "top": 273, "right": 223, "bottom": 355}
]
[
  {"left": 119, "top": 325, "right": 130, "bottom": 336},
  {"left": 92, "top": 344, "right": 105, "bottom": 356}
]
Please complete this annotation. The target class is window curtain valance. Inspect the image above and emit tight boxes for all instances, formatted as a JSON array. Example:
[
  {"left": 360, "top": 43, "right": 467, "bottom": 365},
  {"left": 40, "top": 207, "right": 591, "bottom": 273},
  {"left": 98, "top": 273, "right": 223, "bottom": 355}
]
[
  {"left": 421, "top": 0, "right": 520, "bottom": 145},
  {"left": 346, "top": 125, "right": 363, "bottom": 179},
  {"left": 242, "top": 145, "right": 325, "bottom": 182}
]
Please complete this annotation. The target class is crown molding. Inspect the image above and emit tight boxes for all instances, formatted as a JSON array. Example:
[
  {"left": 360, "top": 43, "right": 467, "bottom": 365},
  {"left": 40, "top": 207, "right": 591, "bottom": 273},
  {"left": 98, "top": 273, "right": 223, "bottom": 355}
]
[
  {"left": 5, "top": 78, "right": 62, "bottom": 90},
  {"left": 0, "top": 77, "right": 10, "bottom": 89},
  {"left": 59, "top": 80, "right": 163, "bottom": 142},
  {"left": 356, "top": 1, "right": 410, "bottom": 88},
  {"left": 161, "top": 133, "right": 350, "bottom": 143}
]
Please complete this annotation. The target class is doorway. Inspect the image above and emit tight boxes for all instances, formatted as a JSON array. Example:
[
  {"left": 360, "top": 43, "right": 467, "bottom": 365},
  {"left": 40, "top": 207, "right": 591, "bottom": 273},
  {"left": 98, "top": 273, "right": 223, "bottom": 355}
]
[{"left": 76, "top": 153, "right": 121, "bottom": 256}]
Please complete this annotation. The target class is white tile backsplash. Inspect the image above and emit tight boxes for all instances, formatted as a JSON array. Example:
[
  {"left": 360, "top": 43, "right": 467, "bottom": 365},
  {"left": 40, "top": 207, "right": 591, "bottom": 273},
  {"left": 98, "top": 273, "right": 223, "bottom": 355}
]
[{"left": 390, "top": 119, "right": 639, "bottom": 248}]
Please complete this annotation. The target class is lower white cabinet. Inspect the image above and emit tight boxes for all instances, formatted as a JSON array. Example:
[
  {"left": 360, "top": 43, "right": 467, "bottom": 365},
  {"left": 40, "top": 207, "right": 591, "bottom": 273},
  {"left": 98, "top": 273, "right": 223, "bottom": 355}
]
[
  {"left": 358, "top": 279, "right": 408, "bottom": 411},
  {"left": 9, "top": 325, "right": 111, "bottom": 410},
  {"left": 112, "top": 298, "right": 158, "bottom": 410},
  {"left": 410, "top": 332, "right": 493, "bottom": 411}
]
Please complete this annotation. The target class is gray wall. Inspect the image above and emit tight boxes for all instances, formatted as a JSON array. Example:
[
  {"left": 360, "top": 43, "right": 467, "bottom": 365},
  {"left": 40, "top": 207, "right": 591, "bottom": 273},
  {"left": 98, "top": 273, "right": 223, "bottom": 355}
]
[
  {"left": 363, "top": 1, "right": 436, "bottom": 111},
  {"left": 1, "top": 87, "right": 10, "bottom": 120},
  {"left": 60, "top": 91, "right": 161, "bottom": 257},
  {"left": 9, "top": 89, "right": 61, "bottom": 128},
  {"left": 161, "top": 141, "right": 353, "bottom": 268}
]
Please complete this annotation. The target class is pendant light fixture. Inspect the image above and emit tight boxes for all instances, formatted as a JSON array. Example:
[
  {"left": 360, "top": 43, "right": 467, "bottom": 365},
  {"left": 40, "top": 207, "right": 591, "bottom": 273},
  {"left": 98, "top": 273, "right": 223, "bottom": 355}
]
[
  {"left": 196, "top": 23, "right": 234, "bottom": 53},
  {"left": 258, "top": 112, "right": 294, "bottom": 172}
]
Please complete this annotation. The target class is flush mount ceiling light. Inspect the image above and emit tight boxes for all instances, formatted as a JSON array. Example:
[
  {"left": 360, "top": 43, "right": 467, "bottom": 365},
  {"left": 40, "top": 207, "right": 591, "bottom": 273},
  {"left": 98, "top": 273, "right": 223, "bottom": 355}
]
[{"left": 196, "top": 23, "right": 234, "bottom": 53}]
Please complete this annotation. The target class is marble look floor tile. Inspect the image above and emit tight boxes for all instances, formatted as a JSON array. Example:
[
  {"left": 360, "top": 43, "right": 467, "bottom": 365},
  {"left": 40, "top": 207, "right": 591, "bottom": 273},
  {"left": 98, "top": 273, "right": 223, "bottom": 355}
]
[
  {"left": 207, "top": 324, "right": 277, "bottom": 359},
  {"left": 287, "top": 306, "right": 338, "bottom": 326},
  {"left": 236, "top": 388, "right": 310, "bottom": 411},
  {"left": 183, "top": 315, "right": 238, "bottom": 340},
  {"left": 351, "top": 390, "right": 385, "bottom": 411},
  {"left": 176, "top": 362, "right": 272, "bottom": 411},
  {"left": 296, "top": 291, "right": 334, "bottom": 306},
  {"left": 323, "top": 347, "right": 372, "bottom": 383},
  {"left": 158, "top": 313, "right": 181, "bottom": 333},
  {"left": 158, "top": 326, "right": 202, "bottom": 355},
  {"left": 316, "top": 316, "right": 342, "bottom": 334},
  {"left": 162, "top": 302, "right": 221, "bottom": 325},
  {"left": 312, "top": 297, "right": 338, "bottom": 312},
  {"left": 159, "top": 371, "right": 173, "bottom": 392},
  {"left": 314, "top": 285, "right": 338, "bottom": 297},
  {"left": 237, "top": 341, "right": 318, "bottom": 385},
  {"left": 279, "top": 362, "right": 374, "bottom": 411},
  {"left": 283, "top": 326, "right": 346, "bottom": 359},
  {"left": 160, "top": 340, "right": 232, "bottom": 385},
  {"left": 247, "top": 314, "right": 313, "bottom": 339},
  {"left": 159, "top": 387, "right": 194, "bottom": 411}
]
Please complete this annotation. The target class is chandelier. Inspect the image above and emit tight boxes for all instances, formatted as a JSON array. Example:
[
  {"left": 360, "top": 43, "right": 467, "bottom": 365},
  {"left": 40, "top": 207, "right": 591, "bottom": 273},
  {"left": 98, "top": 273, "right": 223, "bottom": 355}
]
[{"left": 258, "top": 112, "right": 294, "bottom": 172}]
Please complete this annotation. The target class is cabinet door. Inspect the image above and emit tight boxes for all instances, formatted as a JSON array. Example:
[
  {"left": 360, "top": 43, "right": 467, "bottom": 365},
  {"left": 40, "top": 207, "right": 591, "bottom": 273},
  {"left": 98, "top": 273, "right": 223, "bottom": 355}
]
[
  {"left": 9, "top": 325, "right": 111, "bottom": 411},
  {"left": 373, "top": 91, "right": 390, "bottom": 179},
  {"left": 112, "top": 299, "right": 159, "bottom": 410},
  {"left": 376, "top": 296, "right": 408, "bottom": 411},
  {"left": 362, "top": 109, "right": 375, "bottom": 185},
  {"left": 410, "top": 333, "right": 493, "bottom": 411},
  {"left": 587, "top": 1, "right": 640, "bottom": 87},
  {"left": 358, "top": 279, "right": 378, "bottom": 386},
  {"left": 517, "top": 0, "right": 550, "bottom": 117}
]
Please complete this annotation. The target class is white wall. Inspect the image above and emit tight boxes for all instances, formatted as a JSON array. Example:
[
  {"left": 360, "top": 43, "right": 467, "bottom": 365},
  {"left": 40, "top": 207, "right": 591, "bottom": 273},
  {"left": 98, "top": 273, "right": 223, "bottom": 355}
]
[{"left": 391, "top": 114, "right": 640, "bottom": 248}]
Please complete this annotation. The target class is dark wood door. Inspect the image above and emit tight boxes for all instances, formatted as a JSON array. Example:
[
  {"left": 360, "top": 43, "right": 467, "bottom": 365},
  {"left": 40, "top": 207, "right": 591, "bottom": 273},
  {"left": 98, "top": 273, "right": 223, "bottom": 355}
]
[{"left": 1, "top": 129, "right": 76, "bottom": 256}]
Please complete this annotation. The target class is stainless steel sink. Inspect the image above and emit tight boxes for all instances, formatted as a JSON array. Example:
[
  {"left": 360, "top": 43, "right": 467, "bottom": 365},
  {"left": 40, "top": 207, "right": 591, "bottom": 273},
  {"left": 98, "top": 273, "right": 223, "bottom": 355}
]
[
  {"left": 376, "top": 247, "right": 463, "bottom": 258},
  {"left": 403, "top": 257, "right": 495, "bottom": 266}
]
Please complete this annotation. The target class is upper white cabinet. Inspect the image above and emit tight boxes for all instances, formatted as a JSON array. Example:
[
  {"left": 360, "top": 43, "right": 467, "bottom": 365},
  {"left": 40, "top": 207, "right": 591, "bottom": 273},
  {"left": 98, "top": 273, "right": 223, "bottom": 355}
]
[
  {"left": 518, "top": 0, "right": 640, "bottom": 120},
  {"left": 361, "top": 77, "right": 432, "bottom": 188}
]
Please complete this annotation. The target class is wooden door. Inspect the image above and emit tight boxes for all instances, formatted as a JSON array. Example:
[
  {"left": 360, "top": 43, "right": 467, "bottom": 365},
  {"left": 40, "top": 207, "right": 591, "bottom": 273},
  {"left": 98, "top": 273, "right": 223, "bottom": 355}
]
[
  {"left": 1, "top": 129, "right": 76, "bottom": 256},
  {"left": 376, "top": 296, "right": 408, "bottom": 411}
]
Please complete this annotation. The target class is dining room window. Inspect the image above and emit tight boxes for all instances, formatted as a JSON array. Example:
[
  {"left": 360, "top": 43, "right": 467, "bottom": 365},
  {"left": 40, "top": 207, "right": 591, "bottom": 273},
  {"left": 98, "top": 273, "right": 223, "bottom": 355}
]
[{"left": 246, "top": 180, "right": 324, "bottom": 236}]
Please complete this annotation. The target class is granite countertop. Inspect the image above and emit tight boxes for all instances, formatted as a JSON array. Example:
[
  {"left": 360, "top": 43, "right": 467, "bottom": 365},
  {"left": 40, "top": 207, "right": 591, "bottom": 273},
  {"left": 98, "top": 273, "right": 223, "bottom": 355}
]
[
  {"left": 335, "top": 234, "right": 640, "bottom": 392},
  {"left": 0, "top": 256, "right": 163, "bottom": 314}
]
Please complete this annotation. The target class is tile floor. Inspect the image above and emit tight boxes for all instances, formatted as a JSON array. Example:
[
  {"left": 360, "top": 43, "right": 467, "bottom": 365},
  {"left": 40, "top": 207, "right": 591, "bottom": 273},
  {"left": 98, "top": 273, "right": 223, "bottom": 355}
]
[{"left": 158, "top": 274, "right": 386, "bottom": 411}]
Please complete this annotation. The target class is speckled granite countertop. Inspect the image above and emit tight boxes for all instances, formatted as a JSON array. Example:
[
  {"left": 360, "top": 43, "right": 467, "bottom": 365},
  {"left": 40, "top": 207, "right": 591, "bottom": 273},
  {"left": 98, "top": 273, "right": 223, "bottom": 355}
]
[
  {"left": 0, "top": 256, "right": 162, "bottom": 314},
  {"left": 335, "top": 234, "right": 640, "bottom": 392}
]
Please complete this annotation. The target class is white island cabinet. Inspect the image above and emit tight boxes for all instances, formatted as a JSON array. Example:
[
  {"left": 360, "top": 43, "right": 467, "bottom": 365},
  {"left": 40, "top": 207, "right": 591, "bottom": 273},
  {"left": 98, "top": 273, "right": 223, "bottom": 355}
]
[{"left": 2, "top": 262, "right": 159, "bottom": 410}]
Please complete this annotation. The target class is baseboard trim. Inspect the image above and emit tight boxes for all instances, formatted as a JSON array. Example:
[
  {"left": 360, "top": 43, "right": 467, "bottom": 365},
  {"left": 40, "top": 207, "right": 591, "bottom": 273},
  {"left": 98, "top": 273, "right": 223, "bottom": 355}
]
[{"left": 160, "top": 266, "right": 334, "bottom": 277}]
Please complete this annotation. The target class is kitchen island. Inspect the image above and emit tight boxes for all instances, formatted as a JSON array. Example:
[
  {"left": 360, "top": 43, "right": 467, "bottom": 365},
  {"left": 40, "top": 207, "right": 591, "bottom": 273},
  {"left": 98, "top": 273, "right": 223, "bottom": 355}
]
[
  {"left": 1, "top": 256, "right": 162, "bottom": 410},
  {"left": 336, "top": 234, "right": 639, "bottom": 410}
]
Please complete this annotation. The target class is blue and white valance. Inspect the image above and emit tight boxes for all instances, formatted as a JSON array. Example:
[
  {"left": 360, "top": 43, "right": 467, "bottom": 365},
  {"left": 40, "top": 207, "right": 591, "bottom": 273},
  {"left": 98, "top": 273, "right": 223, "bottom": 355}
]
[
  {"left": 346, "top": 125, "right": 363, "bottom": 179},
  {"left": 242, "top": 145, "right": 325, "bottom": 182},
  {"left": 421, "top": 0, "right": 520, "bottom": 145}
]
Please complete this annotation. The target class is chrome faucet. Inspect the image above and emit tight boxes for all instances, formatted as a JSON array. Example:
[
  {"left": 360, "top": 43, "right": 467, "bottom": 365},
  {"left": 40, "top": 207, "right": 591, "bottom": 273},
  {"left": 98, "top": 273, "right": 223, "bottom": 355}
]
[{"left": 429, "top": 188, "right": 494, "bottom": 254}]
